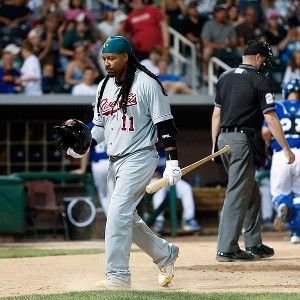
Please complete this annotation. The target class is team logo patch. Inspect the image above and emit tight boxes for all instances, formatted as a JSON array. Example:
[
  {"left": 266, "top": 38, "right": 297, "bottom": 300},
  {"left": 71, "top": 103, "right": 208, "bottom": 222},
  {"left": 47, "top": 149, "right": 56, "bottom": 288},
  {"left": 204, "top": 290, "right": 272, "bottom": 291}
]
[{"left": 265, "top": 93, "right": 274, "bottom": 104}]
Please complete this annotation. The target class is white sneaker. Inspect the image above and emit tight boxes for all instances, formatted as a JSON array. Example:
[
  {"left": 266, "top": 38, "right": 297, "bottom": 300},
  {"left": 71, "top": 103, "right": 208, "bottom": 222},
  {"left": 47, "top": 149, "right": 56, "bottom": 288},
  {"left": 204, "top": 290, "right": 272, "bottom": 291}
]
[
  {"left": 274, "top": 203, "right": 288, "bottom": 231},
  {"left": 96, "top": 279, "right": 131, "bottom": 289},
  {"left": 290, "top": 236, "right": 300, "bottom": 244},
  {"left": 158, "top": 246, "right": 179, "bottom": 287}
]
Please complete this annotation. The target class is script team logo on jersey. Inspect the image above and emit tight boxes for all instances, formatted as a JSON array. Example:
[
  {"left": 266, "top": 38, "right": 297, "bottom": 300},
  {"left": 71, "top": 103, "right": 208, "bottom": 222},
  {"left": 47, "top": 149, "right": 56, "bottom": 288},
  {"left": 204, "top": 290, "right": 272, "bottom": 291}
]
[
  {"left": 100, "top": 93, "right": 137, "bottom": 116},
  {"left": 265, "top": 93, "right": 274, "bottom": 104}
]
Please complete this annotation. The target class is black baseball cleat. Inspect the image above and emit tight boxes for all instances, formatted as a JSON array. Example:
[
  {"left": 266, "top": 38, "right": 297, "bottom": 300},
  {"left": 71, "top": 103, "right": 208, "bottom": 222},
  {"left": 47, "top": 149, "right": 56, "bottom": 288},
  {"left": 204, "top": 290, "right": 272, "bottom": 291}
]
[
  {"left": 216, "top": 249, "right": 258, "bottom": 262},
  {"left": 245, "top": 244, "right": 274, "bottom": 258}
]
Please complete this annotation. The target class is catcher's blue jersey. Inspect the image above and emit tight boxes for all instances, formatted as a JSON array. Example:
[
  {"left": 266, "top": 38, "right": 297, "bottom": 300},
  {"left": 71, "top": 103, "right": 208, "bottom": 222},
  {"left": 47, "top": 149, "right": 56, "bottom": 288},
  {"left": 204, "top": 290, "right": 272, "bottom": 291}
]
[
  {"left": 87, "top": 122, "right": 109, "bottom": 162},
  {"left": 264, "top": 99, "right": 300, "bottom": 152}
]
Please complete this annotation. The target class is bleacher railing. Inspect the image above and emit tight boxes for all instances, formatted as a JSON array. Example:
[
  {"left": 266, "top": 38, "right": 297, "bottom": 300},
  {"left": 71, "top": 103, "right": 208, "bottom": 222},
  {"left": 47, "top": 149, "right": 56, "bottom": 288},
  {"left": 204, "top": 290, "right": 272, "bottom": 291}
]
[
  {"left": 168, "top": 27, "right": 198, "bottom": 91},
  {"left": 208, "top": 56, "right": 231, "bottom": 96}
]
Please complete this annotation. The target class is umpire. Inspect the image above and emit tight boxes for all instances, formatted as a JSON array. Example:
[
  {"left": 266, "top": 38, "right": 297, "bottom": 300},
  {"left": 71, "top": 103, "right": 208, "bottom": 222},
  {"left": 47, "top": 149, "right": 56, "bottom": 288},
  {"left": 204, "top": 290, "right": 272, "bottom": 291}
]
[{"left": 211, "top": 40, "right": 295, "bottom": 262}]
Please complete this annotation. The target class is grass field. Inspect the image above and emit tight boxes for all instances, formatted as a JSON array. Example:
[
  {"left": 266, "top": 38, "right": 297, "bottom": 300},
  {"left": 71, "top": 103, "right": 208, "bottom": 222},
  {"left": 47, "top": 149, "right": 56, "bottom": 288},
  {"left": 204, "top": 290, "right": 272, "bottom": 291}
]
[
  {"left": 0, "top": 248, "right": 141, "bottom": 259},
  {"left": 1, "top": 291, "right": 300, "bottom": 300}
]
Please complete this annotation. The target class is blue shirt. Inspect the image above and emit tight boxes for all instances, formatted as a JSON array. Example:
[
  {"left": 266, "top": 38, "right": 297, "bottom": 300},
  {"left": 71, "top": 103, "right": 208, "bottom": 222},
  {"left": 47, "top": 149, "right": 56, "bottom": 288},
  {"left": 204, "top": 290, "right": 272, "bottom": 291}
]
[
  {"left": 263, "top": 99, "right": 300, "bottom": 151},
  {"left": 0, "top": 67, "right": 20, "bottom": 94},
  {"left": 87, "top": 122, "right": 109, "bottom": 162}
]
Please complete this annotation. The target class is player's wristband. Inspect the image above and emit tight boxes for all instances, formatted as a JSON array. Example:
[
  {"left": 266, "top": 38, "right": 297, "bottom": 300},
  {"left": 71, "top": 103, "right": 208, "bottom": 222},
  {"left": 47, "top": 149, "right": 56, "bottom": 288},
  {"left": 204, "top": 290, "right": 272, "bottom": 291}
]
[{"left": 165, "top": 149, "right": 178, "bottom": 161}]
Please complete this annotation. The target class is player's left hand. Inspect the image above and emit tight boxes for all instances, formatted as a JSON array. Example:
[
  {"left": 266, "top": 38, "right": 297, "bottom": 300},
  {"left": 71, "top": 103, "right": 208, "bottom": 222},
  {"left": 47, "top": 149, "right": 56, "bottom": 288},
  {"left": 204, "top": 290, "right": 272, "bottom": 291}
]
[{"left": 163, "top": 160, "right": 182, "bottom": 186}]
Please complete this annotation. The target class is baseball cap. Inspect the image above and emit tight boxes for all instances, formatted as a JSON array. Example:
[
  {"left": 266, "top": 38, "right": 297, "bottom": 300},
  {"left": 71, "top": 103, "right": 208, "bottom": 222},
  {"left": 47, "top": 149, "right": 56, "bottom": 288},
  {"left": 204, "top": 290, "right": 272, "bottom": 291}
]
[
  {"left": 243, "top": 40, "right": 273, "bottom": 57},
  {"left": 3, "top": 43, "right": 20, "bottom": 55},
  {"left": 102, "top": 35, "right": 133, "bottom": 55},
  {"left": 102, "top": 4, "right": 117, "bottom": 12},
  {"left": 214, "top": 4, "right": 227, "bottom": 12}
]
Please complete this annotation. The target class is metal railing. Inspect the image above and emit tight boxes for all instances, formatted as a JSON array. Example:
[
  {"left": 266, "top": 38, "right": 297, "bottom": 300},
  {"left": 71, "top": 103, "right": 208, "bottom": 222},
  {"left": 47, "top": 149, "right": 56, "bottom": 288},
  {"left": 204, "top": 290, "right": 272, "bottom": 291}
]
[
  {"left": 208, "top": 56, "right": 231, "bottom": 96},
  {"left": 168, "top": 27, "right": 198, "bottom": 91}
]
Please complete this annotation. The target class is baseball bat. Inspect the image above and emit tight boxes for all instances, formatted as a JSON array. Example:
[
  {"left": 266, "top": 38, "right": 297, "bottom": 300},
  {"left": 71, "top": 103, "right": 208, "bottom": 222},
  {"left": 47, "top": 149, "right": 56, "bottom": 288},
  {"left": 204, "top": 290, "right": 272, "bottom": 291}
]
[{"left": 145, "top": 145, "right": 231, "bottom": 194}]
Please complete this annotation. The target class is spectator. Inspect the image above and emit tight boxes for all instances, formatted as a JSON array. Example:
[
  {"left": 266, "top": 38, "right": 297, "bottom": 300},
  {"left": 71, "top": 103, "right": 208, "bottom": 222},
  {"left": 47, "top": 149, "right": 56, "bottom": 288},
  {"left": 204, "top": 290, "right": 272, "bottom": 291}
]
[
  {"left": 59, "top": 14, "right": 94, "bottom": 70},
  {"left": 2, "top": 43, "right": 23, "bottom": 70},
  {"left": 121, "top": 0, "right": 169, "bottom": 60},
  {"left": 17, "top": 40, "right": 42, "bottom": 95},
  {"left": 63, "top": 0, "right": 95, "bottom": 23},
  {"left": 97, "top": 4, "right": 126, "bottom": 39},
  {"left": 227, "top": 4, "right": 244, "bottom": 27},
  {"left": 140, "top": 46, "right": 163, "bottom": 75},
  {"left": 27, "top": 28, "right": 44, "bottom": 58},
  {"left": 42, "top": 61, "right": 57, "bottom": 93},
  {"left": 157, "top": 57, "right": 193, "bottom": 94},
  {"left": 0, "top": 0, "right": 32, "bottom": 46},
  {"left": 37, "top": 0, "right": 63, "bottom": 22},
  {"left": 238, "top": 0, "right": 263, "bottom": 23},
  {"left": 0, "top": 51, "right": 21, "bottom": 94},
  {"left": 64, "top": 44, "right": 99, "bottom": 88},
  {"left": 72, "top": 67, "right": 98, "bottom": 95},
  {"left": 160, "top": 0, "right": 186, "bottom": 32},
  {"left": 236, "top": 6, "right": 263, "bottom": 50},
  {"left": 201, "top": 4, "right": 238, "bottom": 82},
  {"left": 181, "top": 0, "right": 208, "bottom": 52},
  {"left": 283, "top": 50, "right": 300, "bottom": 85},
  {"left": 40, "top": 13, "right": 61, "bottom": 68},
  {"left": 262, "top": 12, "right": 287, "bottom": 57},
  {"left": 279, "top": 26, "right": 300, "bottom": 68},
  {"left": 151, "top": 148, "right": 202, "bottom": 233}
]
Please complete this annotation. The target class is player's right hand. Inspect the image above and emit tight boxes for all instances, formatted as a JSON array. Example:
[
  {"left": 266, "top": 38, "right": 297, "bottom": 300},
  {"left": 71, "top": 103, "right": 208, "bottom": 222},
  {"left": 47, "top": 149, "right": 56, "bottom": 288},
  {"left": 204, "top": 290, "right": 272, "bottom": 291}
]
[
  {"left": 163, "top": 160, "right": 182, "bottom": 186},
  {"left": 66, "top": 148, "right": 84, "bottom": 159},
  {"left": 283, "top": 148, "right": 295, "bottom": 164}
]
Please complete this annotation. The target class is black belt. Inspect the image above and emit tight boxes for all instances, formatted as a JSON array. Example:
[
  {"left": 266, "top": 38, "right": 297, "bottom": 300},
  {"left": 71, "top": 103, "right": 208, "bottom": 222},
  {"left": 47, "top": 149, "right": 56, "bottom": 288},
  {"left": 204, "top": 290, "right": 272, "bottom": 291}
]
[
  {"left": 221, "top": 127, "right": 256, "bottom": 138},
  {"left": 109, "top": 145, "right": 155, "bottom": 163}
]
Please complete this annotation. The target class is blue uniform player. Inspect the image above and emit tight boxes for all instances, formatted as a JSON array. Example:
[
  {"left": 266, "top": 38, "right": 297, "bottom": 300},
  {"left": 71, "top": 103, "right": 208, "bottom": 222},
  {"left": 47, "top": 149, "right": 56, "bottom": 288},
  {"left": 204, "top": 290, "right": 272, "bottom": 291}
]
[
  {"left": 262, "top": 79, "right": 300, "bottom": 243},
  {"left": 72, "top": 122, "right": 110, "bottom": 216}
]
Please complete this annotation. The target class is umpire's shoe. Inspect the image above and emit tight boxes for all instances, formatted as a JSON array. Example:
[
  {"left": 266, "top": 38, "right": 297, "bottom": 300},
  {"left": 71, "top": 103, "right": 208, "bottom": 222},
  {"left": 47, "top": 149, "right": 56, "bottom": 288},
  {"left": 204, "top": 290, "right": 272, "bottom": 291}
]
[
  {"left": 245, "top": 244, "right": 274, "bottom": 258},
  {"left": 216, "top": 249, "right": 258, "bottom": 262},
  {"left": 159, "top": 246, "right": 179, "bottom": 287}
]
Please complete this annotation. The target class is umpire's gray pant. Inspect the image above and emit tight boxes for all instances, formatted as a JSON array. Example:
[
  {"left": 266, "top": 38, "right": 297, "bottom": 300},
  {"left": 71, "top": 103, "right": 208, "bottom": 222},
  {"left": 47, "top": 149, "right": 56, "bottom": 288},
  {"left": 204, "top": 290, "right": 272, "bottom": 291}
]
[{"left": 217, "top": 132, "right": 262, "bottom": 253}]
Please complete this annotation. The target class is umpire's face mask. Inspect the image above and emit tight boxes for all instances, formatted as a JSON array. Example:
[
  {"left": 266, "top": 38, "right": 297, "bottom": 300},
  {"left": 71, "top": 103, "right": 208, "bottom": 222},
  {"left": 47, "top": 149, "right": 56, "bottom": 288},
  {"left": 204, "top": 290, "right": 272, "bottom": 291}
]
[{"left": 259, "top": 54, "right": 274, "bottom": 76}]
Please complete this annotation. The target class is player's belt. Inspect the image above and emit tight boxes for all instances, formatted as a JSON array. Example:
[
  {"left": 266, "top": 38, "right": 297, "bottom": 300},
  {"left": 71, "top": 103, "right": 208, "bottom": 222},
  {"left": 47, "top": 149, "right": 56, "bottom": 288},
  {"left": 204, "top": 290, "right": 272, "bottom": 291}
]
[
  {"left": 221, "top": 127, "right": 256, "bottom": 138},
  {"left": 109, "top": 145, "right": 156, "bottom": 163}
]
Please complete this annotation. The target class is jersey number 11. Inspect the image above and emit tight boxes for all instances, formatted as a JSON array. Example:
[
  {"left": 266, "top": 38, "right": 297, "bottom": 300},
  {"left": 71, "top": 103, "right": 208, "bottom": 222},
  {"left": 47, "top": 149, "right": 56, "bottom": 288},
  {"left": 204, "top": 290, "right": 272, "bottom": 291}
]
[{"left": 121, "top": 114, "right": 135, "bottom": 132}]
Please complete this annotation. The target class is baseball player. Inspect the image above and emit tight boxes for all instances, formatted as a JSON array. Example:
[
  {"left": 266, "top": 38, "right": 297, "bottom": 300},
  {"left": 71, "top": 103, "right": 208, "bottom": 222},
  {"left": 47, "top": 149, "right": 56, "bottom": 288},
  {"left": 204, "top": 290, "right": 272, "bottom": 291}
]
[
  {"left": 66, "top": 36, "right": 181, "bottom": 288},
  {"left": 262, "top": 79, "right": 300, "bottom": 243},
  {"left": 72, "top": 122, "right": 110, "bottom": 216}
]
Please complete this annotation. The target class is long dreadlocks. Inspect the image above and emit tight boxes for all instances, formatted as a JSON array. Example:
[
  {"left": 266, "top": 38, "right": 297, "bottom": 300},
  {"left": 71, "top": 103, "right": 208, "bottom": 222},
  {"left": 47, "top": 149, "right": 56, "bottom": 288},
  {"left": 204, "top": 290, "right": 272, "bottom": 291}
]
[{"left": 97, "top": 54, "right": 167, "bottom": 115}]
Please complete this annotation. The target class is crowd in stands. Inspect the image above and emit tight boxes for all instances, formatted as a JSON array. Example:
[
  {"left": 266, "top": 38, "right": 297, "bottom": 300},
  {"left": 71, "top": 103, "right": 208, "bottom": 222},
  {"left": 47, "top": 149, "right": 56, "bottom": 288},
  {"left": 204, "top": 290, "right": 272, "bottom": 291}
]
[{"left": 0, "top": 0, "right": 299, "bottom": 95}]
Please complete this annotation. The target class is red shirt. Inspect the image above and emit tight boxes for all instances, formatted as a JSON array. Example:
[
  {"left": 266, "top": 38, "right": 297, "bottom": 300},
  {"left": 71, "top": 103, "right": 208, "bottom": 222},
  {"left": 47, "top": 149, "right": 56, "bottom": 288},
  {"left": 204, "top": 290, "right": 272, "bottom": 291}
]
[{"left": 124, "top": 5, "right": 165, "bottom": 54}]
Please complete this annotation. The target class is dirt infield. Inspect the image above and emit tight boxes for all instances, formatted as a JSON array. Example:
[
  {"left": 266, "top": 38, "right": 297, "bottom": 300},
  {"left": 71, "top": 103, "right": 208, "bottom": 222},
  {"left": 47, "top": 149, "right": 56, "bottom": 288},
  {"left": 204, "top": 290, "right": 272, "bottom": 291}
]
[{"left": 1, "top": 232, "right": 300, "bottom": 297}]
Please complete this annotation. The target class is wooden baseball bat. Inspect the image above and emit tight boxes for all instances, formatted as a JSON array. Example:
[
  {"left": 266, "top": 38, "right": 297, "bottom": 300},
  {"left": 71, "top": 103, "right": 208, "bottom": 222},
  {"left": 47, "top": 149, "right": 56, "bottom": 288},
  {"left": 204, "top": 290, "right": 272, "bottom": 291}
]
[{"left": 145, "top": 145, "right": 231, "bottom": 194}]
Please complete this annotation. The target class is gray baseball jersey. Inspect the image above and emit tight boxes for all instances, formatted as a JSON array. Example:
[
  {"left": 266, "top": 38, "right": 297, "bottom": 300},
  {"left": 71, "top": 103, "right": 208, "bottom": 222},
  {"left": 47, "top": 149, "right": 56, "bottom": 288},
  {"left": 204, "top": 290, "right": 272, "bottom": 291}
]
[{"left": 92, "top": 70, "right": 173, "bottom": 156}]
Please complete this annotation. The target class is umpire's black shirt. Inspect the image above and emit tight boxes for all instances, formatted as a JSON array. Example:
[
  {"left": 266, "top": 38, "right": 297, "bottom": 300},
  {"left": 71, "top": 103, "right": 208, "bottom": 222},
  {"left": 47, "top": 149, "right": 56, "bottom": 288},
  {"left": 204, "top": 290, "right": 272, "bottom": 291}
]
[{"left": 215, "top": 64, "right": 276, "bottom": 130}]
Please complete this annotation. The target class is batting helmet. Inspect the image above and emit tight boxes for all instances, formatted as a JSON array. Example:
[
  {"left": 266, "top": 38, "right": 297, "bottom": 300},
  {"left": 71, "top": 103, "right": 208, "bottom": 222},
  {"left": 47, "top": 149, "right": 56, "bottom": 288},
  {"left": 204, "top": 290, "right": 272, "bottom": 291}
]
[
  {"left": 283, "top": 79, "right": 300, "bottom": 99},
  {"left": 52, "top": 119, "right": 92, "bottom": 155}
]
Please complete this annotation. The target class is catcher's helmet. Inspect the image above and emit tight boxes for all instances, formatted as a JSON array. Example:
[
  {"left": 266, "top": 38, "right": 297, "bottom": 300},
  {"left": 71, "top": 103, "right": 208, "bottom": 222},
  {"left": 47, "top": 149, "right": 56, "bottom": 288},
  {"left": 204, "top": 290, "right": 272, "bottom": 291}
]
[
  {"left": 52, "top": 119, "right": 92, "bottom": 155},
  {"left": 283, "top": 79, "right": 300, "bottom": 99}
]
